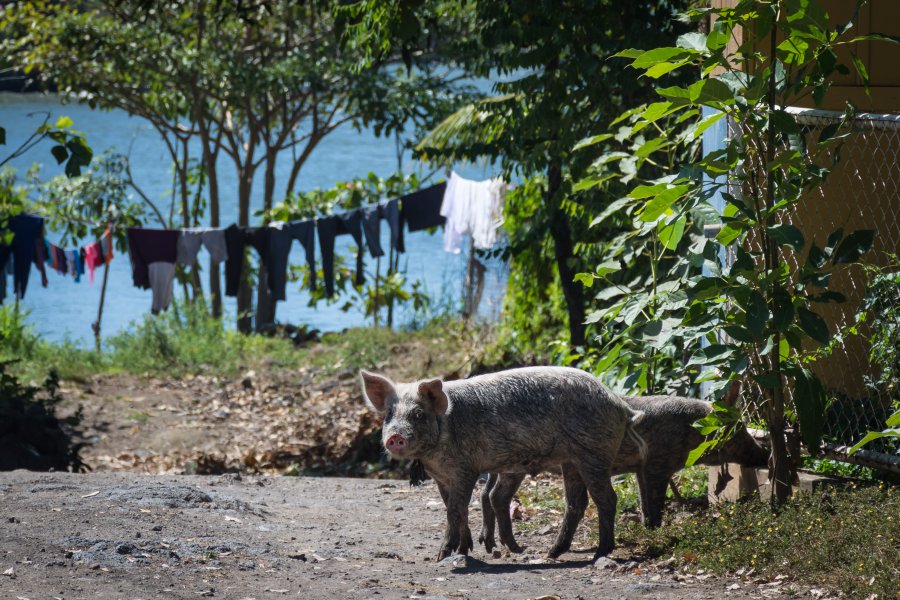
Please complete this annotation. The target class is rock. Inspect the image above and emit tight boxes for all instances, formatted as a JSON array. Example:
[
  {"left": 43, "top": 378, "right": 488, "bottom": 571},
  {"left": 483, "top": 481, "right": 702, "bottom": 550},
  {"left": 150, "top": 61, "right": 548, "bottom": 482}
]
[{"left": 593, "top": 557, "right": 617, "bottom": 570}]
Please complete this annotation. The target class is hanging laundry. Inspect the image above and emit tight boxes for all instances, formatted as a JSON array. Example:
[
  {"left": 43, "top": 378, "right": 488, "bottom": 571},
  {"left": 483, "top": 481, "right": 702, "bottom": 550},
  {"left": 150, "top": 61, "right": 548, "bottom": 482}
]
[
  {"left": 126, "top": 228, "right": 180, "bottom": 313},
  {"left": 83, "top": 241, "right": 103, "bottom": 283},
  {"left": 176, "top": 228, "right": 228, "bottom": 266},
  {"left": 46, "top": 241, "right": 67, "bottom": 276},
  {"left": 99, "top": 227, "right": 114, "bottom": 265},
  {"left": 400, "top": 182, "right": 447, "bottom": 232},
  {"left": 382, "top": 198, "right": 405, "bottom": 253},
  {"left": 0, "top": 214, "right": 45, "bottom": 303},
  {"left": 148, "top": 262, "right": 176, "bottom": 314},
  {"left": 223, "top": 225, "right": 270, "bottom": 297},
  {"left": 361, "top": 204, "right": 385, "bottom": 259},
  {"left": 266, "top": 220, "right": 317, "bottom": 301},
  {"left": 32, "top": 233, "right": 48, "bottom": 288},
  {"left": 440, "top": 171, "right": 506, "bottom": 254},
  {"left": 317, "top": 209, "right": 365, "bottom": 298},
  {"left": 63, "top": 248, "right": 85, "bottom": 283}
]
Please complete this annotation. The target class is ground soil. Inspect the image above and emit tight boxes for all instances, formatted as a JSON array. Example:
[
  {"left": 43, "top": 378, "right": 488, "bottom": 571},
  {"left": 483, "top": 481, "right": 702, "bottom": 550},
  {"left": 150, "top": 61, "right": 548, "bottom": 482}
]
[
  {"left": 1, "top": 369, "right": 821, "bottom": 599},
  {"left": 2, "top": 469, "right": 780, "bottom": 600}
]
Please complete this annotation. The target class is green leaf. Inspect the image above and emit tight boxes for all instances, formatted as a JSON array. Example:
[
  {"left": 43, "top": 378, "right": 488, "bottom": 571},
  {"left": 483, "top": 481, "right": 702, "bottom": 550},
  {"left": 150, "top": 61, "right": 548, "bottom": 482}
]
[
  {"left": 645, "top": 60, "right": 689, "bottom": 79},
  {"left": 772, "top": 287, "right": 794, "bottom": 331},
  {"left": 658, "top": 216, "right": 686, "bottom": 250},
  {"left": 54, "top": 115, "right": 74, "bottom": 129},
  {"left": 50, "top": 145, "right": 69, "bottom": 165},
  {"left": 688, "top": 78, "right": 734, "bottom": 106},
  {"left": 632, "top": 47, "right": 693, "bottom": 69},
  {"left": 594, "top": 261, "right": 621, "bottom": 277},
  {"left": 831, "top": 229, "right": 874, "bottom": 264},
  {"left": 685, "top": 440, "right": 715, "bottom": 467},
  {"left": 687, "top": 344, "right": 734, "bottom": 366},
  {"left": 639, "top": 185, "right": 691, "bottom": 222},
  {"left": 849, "top": 429, "right": 900, "bottom": 454},
  {"left": 744, "top": 290, "right": 769, "bottom": 338},
  {"left": 574, "top": 273, "right": 595, "bottom": 288},
  {"left": 797, "top": 306, "right": 829, "bottom": 344},
  {"left": 573, "top": 133, "right": 613, "bottom": 151},
  {"left": 677, "top": 32, "right": 708, "bottom": 52},
  {"left": 850, "top": 52, "right": 870, "bottom": 96},
  {"left": 768, "top": 224, "right": 805, "bottom": 252},
  {"left": 791, "top": 366, "right": 828, "bottom": 452}
]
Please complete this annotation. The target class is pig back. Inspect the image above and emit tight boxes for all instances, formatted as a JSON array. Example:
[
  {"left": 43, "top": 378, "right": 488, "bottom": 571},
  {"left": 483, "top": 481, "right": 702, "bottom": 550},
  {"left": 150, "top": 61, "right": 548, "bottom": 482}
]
[
  {"left": 612, "top": 395, "right": 710, "bottom": 474},
  {"left": 438, "top": 367, "right": 634, "bottom": 474}
]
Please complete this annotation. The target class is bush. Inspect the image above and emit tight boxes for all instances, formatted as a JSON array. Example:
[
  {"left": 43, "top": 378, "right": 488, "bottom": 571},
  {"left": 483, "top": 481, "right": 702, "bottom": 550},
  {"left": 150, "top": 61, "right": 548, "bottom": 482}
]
[
  {"left": 107, "top": 299, "right": 300, "bottom": 376},
  {"left": 0, "top": 360, "right": 85, "bottom": 472}
]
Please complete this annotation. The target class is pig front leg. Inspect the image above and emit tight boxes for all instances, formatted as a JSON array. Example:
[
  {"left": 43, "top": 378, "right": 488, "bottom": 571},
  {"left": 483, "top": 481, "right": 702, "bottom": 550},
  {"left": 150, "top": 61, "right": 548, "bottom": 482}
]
[
  {"left": 547, "top": 463, "right": 588, "bottom": 559},
  {"left": 436, "top": 473, "right": 478, "bottom": 560}
]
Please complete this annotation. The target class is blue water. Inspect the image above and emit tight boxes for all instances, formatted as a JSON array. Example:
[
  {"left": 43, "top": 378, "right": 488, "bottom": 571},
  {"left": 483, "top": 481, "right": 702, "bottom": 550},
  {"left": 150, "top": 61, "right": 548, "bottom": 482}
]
[{"left": 0, "top": 93, "right": 507, "bottom": 345}]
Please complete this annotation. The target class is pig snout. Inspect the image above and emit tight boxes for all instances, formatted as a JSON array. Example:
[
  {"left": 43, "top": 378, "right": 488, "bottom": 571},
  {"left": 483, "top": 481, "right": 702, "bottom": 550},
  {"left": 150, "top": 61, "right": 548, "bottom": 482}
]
[{"left": 385, "top": 433, "right": 408, "bottom": 454}]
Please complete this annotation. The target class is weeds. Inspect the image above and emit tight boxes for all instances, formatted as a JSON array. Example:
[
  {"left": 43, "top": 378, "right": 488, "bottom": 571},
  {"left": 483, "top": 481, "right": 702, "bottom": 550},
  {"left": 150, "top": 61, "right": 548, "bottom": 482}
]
[{"left": 514, "top": 470, "right": 898, "bottom": 598}]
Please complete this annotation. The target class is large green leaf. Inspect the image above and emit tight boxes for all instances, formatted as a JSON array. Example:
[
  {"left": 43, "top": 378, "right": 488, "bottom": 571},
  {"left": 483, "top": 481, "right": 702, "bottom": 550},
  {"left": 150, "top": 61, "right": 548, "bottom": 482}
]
[
  {"left": 658, "top": 216, "right": 686, "bottom": 250},
  {"left": 797, "top": 306, "right": 829, "bottom": 344},
  {"left": 831, "top": 229, "right": 874, "bottom": 264},
  {"left": 772, "top": 286, "right": 794, "bottom": 331},
  {"left": 790, "top": 366, "right": 828, "bottom": 452},
  {"left": 768, "top": 223, "right": 805, "bottom": 252}
]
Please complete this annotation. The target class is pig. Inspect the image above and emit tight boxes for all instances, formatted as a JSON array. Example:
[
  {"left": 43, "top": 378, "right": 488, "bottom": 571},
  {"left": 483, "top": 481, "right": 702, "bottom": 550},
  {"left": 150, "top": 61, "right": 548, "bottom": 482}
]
[
  {"left": 478, "top": 387, "right": 769, "bottom": 555},
  {"left": 360, "top": 366, "right": 645, "bottom": 561}
]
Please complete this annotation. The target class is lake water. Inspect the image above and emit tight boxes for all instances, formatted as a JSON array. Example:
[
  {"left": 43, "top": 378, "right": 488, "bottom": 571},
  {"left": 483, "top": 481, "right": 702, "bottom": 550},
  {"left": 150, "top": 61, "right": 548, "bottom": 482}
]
[{"left": 0, "top": 93, "right": 508, "bottom": 345}]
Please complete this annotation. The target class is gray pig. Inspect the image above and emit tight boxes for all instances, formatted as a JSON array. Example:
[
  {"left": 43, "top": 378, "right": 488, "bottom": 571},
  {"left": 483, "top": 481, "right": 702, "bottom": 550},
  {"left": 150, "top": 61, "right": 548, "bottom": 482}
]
[
  {"left": 479, "top": 390, "right": 769, "bottom": 555},
  {"left": 360, "top": 366, "right": 645, "bottom": 561}
]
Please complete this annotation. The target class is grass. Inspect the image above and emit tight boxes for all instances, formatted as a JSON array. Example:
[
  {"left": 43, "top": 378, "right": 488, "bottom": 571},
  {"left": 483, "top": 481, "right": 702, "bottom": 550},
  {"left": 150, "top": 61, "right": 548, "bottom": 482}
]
[
  {"left": 1, "top": 301, "right": 483, "bottom": 382},
  {"left": 516, "top": 469, "right": 899, "bottom": 599}
]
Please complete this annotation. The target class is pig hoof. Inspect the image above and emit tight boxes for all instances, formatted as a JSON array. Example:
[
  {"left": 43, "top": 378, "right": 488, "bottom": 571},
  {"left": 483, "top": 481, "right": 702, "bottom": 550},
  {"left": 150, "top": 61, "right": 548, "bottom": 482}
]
[
  {"left": 479, "top": 533, "right": 496, "bottom": 553},
  {"left": 504, "top": 541, "right": 524, "bottom": 554}
]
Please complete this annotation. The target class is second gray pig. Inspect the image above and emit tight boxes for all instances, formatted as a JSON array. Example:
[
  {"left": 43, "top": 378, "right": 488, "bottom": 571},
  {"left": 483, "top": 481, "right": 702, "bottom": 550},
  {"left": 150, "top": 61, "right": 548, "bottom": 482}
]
[
  {"left": 479, "top": 390, "right": 769, "bottom": 555},
  {"left": 360, "top": 366, "right": 644, "bottom": 561}
]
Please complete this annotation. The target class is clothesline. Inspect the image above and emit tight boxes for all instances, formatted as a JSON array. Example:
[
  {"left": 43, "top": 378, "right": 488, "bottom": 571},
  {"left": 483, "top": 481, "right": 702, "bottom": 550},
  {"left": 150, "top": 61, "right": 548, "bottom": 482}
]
[{"left": 2, "top": 172, "right": 507, "bottom": 315}]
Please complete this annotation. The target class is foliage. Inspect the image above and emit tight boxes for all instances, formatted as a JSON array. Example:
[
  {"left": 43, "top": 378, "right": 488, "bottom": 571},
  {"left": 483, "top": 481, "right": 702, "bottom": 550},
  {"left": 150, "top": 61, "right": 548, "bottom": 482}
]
[
  {"left": 616, "top": 482, "right": 899, "bottom": 599},
  {"left": 105, "top": 299, "right": 301, "bottom": 377},
  {"left": 0, "top": 360, "right": 86, "bottom": 472},
  {"left": 485, "top": 176, "right": 567, "bottom": 363},
  {"left": 2, "top": 0, "right": 470, "bottom": 329},
  {"left": 411, "top": 0, "right": 695, "bottom": 346},
  {"left": 27, "top": 152, "right": 146, "bottom": 250},
  {"left": 576, "top": 0, "right": 897, "bottom": 499}
]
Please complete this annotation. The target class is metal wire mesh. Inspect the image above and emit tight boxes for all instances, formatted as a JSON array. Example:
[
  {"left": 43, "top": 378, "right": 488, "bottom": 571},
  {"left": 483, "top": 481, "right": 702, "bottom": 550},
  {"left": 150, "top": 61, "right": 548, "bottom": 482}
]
[{"left": 728, "top": 107, "right": 900, "bottom": 457}]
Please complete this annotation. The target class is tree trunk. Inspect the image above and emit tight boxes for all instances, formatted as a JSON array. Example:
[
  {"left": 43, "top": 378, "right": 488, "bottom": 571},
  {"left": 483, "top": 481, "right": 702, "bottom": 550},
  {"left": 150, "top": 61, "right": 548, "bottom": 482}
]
[
  {"left": 547, "top": 161, "right": 586, "bottom": 347},
  {"left": 765, "top": 12, "right": 792, "bottom": 505},
  {"left": 255, "top": 150, "right": 278, "bottom": 332},
  {"left": 236, "top": 163, "right": 254, "bottom": 334}
]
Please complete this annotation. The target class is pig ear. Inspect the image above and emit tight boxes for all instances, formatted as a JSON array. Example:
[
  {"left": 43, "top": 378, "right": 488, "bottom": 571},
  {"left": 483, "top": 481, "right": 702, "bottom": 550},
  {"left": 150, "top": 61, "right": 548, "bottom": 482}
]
[
  {"left": 722, "top": 380, "right": 742, "bottom": 407},
  {"left": 360, "top": 370, "right": 395, "bottom": 413},
  {"left": 418, "top": 379, "right": 449, "bottom": 415}
]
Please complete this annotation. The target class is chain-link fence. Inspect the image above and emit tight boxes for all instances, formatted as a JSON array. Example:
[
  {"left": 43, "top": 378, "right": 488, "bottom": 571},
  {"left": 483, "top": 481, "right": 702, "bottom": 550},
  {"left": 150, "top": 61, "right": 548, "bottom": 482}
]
[{"left": 729, "top": 107, "right": 900, "bottom": 465}]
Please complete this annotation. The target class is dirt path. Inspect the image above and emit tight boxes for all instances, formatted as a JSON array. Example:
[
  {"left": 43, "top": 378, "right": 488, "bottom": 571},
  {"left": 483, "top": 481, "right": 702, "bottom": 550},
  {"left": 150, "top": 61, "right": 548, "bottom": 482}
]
[{"left": 0, "top": 470, "right": 784, "bottom": 600}]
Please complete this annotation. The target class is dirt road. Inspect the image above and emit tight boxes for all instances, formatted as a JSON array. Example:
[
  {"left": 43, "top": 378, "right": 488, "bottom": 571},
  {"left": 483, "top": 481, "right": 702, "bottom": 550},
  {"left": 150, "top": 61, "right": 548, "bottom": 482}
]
[{"left": 0, "top": 470, "right": 779, "bottom": 600}]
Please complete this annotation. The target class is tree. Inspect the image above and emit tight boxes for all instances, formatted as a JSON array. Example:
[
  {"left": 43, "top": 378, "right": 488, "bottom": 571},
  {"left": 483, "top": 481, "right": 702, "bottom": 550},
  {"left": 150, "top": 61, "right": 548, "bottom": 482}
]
[
  {"left": 3, "top": 0, "right": 467, "bottom": 331},
  {"left": 414, "top": 0, "right": 694, "bottom": 347},
  {"left": 578, "top": 0, "right": 896, "bottom": 503}
]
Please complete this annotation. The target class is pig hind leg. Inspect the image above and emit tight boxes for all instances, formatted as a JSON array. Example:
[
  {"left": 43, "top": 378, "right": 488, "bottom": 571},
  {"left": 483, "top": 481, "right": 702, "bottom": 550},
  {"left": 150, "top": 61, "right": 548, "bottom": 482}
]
[
  {"left": 637, "top": 467, "right": 671, "bottom": 529},
  {"left": 478, "top": 474, "right": 498, "bottom": 553},
  {"left": 547, "top": 463, "right": 588, "bottom": 559},
  {"left": 490, "top": 472, "right": 527, "bottom": 553},
  {"left": 575, "top": 459, "right": 618, "bottom": 559}
]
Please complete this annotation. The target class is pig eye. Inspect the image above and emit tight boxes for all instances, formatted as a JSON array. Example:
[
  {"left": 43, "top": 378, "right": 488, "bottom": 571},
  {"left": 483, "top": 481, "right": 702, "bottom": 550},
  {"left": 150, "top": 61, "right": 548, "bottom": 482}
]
[{"left": 413, "top": 408, "right": 425, "bottom": 420}]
